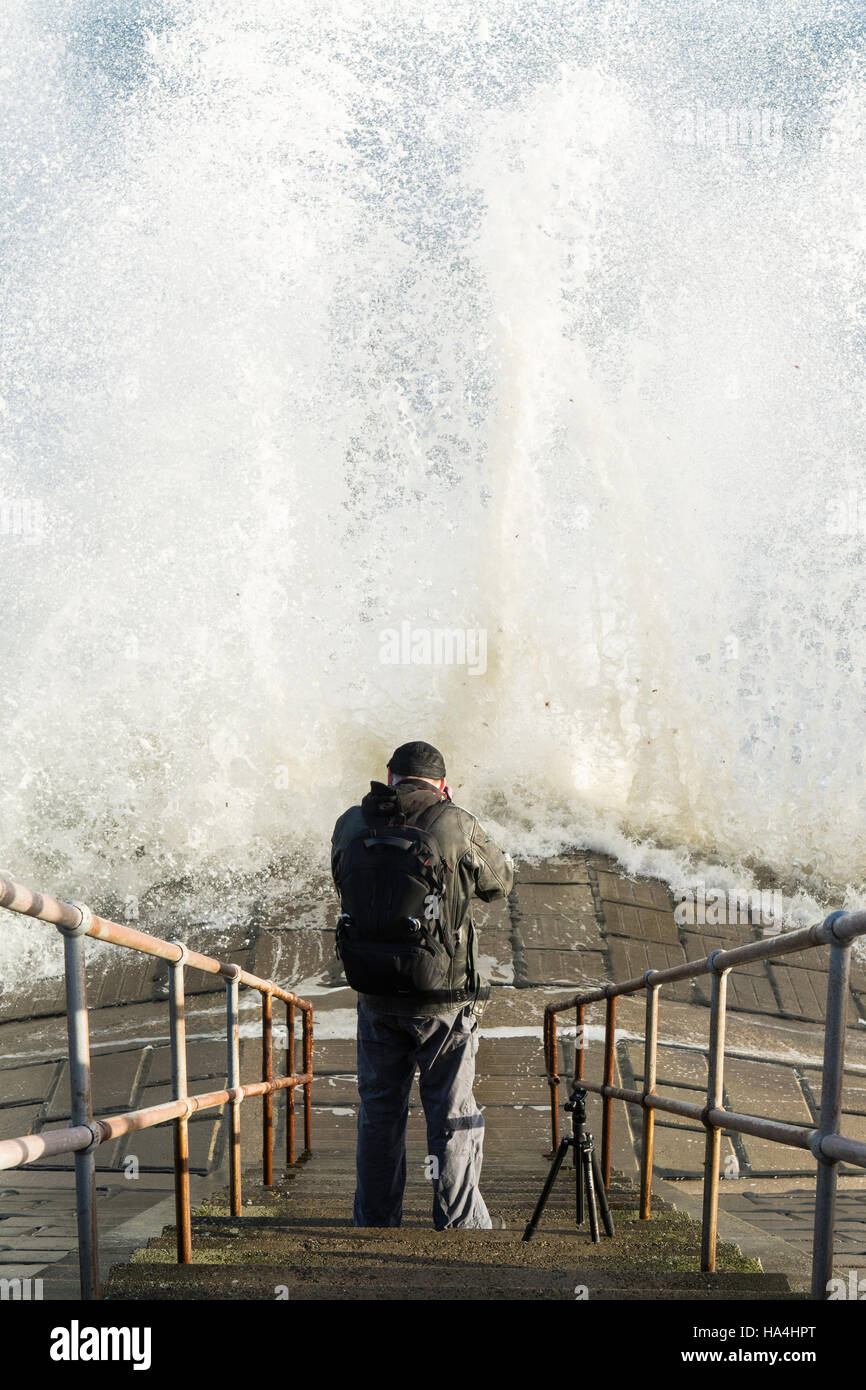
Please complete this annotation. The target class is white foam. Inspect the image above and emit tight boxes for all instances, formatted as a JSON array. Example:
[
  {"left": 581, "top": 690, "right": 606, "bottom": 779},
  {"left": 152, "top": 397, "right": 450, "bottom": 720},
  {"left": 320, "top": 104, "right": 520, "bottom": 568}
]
[{"left": 1, "top": 4, "right": 864, "bottom": 990}]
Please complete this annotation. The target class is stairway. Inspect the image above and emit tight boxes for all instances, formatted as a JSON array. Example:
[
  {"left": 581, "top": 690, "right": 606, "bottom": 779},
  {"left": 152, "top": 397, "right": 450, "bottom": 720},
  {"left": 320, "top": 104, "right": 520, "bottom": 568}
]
[
  {"left": 101, "top": 843, "right": 819, "bottom": 1305},
  {"left": 105, "top": 1142, "right": 803, "bottom": 1301}
]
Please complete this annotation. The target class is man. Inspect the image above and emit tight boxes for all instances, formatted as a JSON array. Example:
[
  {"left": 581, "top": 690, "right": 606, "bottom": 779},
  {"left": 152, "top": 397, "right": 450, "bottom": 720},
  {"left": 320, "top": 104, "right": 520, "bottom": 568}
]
[{"left": 331, "top": 740, "right": 513, "bottom": 1230}]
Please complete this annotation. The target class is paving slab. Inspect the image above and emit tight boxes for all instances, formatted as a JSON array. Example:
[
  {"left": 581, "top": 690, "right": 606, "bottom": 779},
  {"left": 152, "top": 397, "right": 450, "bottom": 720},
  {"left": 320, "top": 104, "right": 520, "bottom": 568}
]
[
  {"left": 0, "top": 1151, "right": 218, "bottom": 1296},
  {"left": 308, "top": 1073, "right": 360, "bottom": 1104},
  {"left": 136, "top": 1080, "right": 228, "bottom": 1115},
  {"left": 479, "top": 985, "right": 577, "bottom": 1029},
  {"left": 770, "top": 937, "right": 866, "bottom": 992},
  {"left": 693, "top": 968, "right": 780, "bottom": 1017},
  {"left": 802, "top": 1068, "right": 866, "bottom": 1117},
  {"left": 737, "top": 1135, "right": 816, "bottom": 1175},
  {"left": 511, "top": 882, "right": 597, "bottom": 920},
  {"left": 254, "top": 927, "right": 341, "bottom": 989},
  {"left": 602, "top": 902, "right": 681, "bottom": 944},
  {"left": 517, "top": 914, "right": 604, "bottom": 949},
  {"left": 472, "top": 1076, "right": 552, "bottom": 1105},
  {"left": 607, "top": 939, "right": 696, "bottom": 1004},
  {"left": 0, "top": 1104, "right": 42, "bottom": 1141},
  {"left": 254, "top": 901, "right": 336, "bottom": 934},
  {"left": 0, "top": 975, "right": 67, "bottom": 1022},
  {"left": 649, "top": 1124, "right": 738, "bottom": 1177},
  {"left": 0, "top": 1062, "right": 61, "bottom": 1105},
  {"left": 513, "top": 856, "right": 589, "bottom": 884},
  {"left": 619, "top": 1043, "right": 705, "bottom": 1131},
  {"left": 86, "top": 954, "right": 161, "bottom": 1009},
  {"left": 596, "top": 873, "right": 672, "bottom": 911},
  {"left": 120, "top": 1116, "right": 224, "bottom": 1174},
  {"left": 681, "top": 930, "right": 767, "bottom": 974},
  {"left": 44, "top": 1048, "right": 148, "bottom": 1120},
  {"left": 303, "top": 1072, "right": 553, "bottom": 1109},
  {"left": 475, "top": 1035, "right": 553, "bottom": 1075},
  {"left": 512, "top": 882, "right": 602, "bottom": 952},
  {"left": 520, "top": 949, "right": 608, "bottom": 988},
  {"left": 769, "top": 961, "right": 862, "bottom": 1027},
  {"left": 474, "top": 944, "right": 514, "bottom": 984},
  {"left": 470, "top": 898, "right": 512, "bottom": 932},
  {"left": 626, "top": 1042, "right": 708, "bottom": 1092},
  {"left": 673, "top": 912, "right": 760, "bottom": 941},
  {"left": 723, "top": 1059, "right": 814, "bottom": 1126},
  {"left": 769, "top": 943, "right": 830, "bottom": 974},
  {"left": 473, "top": 925, "right": 514, "bottom": 954},
  {"left": 145, "top": 1040, "right": 229, "bottom": 1085}
]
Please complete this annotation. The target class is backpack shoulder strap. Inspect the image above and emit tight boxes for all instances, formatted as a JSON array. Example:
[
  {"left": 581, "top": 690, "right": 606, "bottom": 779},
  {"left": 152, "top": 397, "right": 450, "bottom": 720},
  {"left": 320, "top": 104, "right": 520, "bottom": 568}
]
[
  {"left": 412, "top": 796, "right": 451, "bottom": 832},
  {"left": 412, "top": 798, "right": 452, "bottom": 855}
]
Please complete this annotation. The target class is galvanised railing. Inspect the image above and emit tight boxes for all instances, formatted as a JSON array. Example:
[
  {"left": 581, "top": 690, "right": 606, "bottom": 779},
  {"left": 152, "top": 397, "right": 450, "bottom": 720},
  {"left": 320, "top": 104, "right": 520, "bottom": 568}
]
[
  {"left": 0, "top": 872, "right": 314, "bottom": 1300},
  {"left": 543, "top": 908, "right": 866, "bottom": 1301}
]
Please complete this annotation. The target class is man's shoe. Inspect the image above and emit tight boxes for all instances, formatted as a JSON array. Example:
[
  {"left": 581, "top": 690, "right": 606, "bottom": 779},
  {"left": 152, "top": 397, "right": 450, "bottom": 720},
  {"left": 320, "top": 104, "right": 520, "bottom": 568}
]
[{"left": 488, "top": 1214, "right": 507, "bottom": 1230}]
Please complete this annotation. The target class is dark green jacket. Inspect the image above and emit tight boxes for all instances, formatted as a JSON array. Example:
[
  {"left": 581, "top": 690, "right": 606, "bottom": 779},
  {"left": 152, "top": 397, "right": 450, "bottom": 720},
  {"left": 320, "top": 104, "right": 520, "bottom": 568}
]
[{"left": 331, "top": 777, "right": 513, "bottom": 1015}]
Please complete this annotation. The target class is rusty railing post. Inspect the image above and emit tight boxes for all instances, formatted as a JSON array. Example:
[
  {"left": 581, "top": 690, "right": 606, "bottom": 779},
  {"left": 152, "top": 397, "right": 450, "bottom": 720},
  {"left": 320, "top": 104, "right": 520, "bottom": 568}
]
[
  {"left": 302, "top": 1005, "right": 313, "bottom": 1156},
  {"left": 575, "top": 1003, "right": 585, "bottom": 1084},
  {"left": 601, "top": 992, "right": 616, "bottom": 1188},
  {"left": 225, "top": 965, "right": 242, "bottom": 1216},
  {"left": 58, "top": 903, "right": 100, "bottom": 1300},
  {"left": 262, "top": 990, "right": 273, "bottom": 1186},
  {"left": 169, "top": 941, "right": 192, "bottom": 1263},
  {"left": 640, "top": 978, "right": 660, "bottom": 1219},
  {"left": 286, "top": 1000, "right": 296, "bottom": 1167},
  {"left": 810, "top": 924, "right": 851, "bottom": 1299},
  {"left": 546, "top": 1008, "right": 560, "bottom": 1153},
  {"left": 701, "top": 954, "right": 729, "bottom": 1272}
]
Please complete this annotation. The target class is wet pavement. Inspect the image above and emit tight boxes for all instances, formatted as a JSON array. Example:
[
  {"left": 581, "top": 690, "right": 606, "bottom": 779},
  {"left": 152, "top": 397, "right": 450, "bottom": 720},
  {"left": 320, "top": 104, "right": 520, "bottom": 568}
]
[{"left": 2, "top": 848, "right": 866, "bottom": 1296}]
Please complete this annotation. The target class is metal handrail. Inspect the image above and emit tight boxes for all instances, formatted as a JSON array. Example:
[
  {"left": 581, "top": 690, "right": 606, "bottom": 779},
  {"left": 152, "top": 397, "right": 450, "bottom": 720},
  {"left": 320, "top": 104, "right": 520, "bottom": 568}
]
[
  {"left": 543, "top": 908, "right": 866, "bottom": 1301},
  {"left": 0, "top": 871, "right": 314, "bottom": 1300}
]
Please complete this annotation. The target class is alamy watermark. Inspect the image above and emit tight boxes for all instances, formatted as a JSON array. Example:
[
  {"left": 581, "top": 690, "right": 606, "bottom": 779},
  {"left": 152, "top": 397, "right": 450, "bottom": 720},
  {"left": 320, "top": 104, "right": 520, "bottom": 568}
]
[
  {"left": 49, "top": 1322, "right": 151, "bottom": 1370},
  {"left": 673, "top": 883, "right": 783, "bottom": 930},
  {"left": 1, "top": 1276, "right": 43, "bottom": 1300},
  {"left": 379, "top": 621, "right": 487, "bottom": 676},
  {"left": 826, "top": 490, "right": 866, "bottom": 536},
  {"left": 671, "top": 104, "right": 803, "bottom": 153},
  {"left": 0, "top": 497, "right": 44, "bottom": 544},
  {"left": 827, "top": 1269, "right": 866, "bottom": 1299}
]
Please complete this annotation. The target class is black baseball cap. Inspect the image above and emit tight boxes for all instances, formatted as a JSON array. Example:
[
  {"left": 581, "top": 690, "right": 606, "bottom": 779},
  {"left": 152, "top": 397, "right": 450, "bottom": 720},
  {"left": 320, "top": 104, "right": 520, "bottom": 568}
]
[{"left": 387, "top": 741, "right": 446, "bottom": 779}]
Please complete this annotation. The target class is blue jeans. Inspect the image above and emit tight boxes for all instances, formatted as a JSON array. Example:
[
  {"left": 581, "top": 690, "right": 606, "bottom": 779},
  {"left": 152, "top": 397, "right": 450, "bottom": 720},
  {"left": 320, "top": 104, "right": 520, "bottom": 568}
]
[{"left": 353, "top": 1001, "right": 491, "bottom": 1230}]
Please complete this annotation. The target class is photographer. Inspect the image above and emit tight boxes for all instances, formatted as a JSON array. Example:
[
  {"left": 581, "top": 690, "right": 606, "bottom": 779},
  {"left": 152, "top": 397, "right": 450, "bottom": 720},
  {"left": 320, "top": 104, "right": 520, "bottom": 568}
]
[{"left": 331, "top": 740, "right": 513, "bottom": 1229}]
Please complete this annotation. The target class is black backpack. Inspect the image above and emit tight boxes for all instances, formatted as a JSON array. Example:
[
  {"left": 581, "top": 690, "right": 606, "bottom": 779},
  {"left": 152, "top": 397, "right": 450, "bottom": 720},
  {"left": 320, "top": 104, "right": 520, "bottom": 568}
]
[{"left": 335, "top": 801, "right": 455, "bottom": 996}]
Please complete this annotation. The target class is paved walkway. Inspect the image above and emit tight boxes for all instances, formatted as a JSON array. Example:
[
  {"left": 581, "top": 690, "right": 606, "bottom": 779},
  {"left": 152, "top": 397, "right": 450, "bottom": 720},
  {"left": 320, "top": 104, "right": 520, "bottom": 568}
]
[{"left": 2, "top": 848, "right": 866, "bottom": 1295}]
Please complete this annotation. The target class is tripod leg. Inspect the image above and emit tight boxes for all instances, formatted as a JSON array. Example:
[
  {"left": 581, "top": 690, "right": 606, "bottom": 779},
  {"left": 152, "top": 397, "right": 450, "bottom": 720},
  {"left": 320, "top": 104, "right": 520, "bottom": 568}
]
[
  {"left": 583, "top": 1143, "right": 601, "bottom": 1243},
  {"left": 591, "top": 1146, "right": 615, "bottom": 1238},
  {"left": 523, "top": 1137, "right": 571, "bottom": 1242},
  {"left": 574, "top": 1137, "right": 583, "bottom": 1229},
  {"left": 575, "top": 1137, "right": 584, "bottom": 1227}
]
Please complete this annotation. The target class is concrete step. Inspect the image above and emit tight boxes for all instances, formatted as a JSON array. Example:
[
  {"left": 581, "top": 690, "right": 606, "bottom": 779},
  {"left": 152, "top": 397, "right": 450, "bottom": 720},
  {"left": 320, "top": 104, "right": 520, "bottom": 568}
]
[
  {"left": 104, "top": 1154, "right": 804, "bottom": 1301},
  {"left": 106, "top": 1262, "right": 800, "bottom": 1301}
]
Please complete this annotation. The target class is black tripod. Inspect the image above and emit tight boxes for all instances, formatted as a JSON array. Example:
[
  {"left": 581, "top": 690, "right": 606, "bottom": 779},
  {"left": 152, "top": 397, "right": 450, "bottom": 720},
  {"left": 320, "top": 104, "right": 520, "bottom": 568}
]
[{"left": 523, "top": 1086, "right": 615, "bottom": 1242}]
